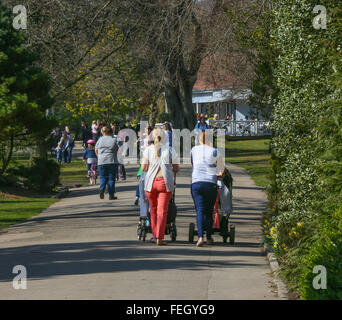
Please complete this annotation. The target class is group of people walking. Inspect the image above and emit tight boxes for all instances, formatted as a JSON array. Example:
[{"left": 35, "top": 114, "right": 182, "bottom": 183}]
[{"left": 92, "top": 121, "right": 224, "bottom": 247}]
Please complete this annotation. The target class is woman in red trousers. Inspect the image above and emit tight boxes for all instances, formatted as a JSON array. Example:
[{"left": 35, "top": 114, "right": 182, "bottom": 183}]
[{"left": 141, "top": 127, "right": 179, "bottom": 246}]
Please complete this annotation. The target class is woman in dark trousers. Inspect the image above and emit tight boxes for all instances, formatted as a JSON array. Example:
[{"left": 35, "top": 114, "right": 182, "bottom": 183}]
[
  {"left": 190, "top": 131, "right": 225, "bottom": 247},
  {"left": 95, "top": 126, "right": 119, "bottom": 200}
]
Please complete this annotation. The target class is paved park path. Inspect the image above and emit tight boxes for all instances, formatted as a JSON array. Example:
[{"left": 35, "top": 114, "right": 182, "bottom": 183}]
[{"left": 0, "top": 161, "right": 280, "bottom": 300}]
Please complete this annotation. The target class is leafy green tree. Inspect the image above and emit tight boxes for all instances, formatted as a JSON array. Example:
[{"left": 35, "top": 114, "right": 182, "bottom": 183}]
[
  {"left": 0, "top": 3, "right": 55, "bottom": 174},
  {"left": 64, "top": 26, "right": 140, "bottom": 123}
]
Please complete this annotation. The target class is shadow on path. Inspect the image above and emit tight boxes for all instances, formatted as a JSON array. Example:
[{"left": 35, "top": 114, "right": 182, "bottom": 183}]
[{"left": 0, "top": 240, "right": 264, "bottom": 282}]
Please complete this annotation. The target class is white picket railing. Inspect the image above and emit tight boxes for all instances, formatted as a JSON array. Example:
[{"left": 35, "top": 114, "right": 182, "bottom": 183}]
[{"left": 210, "top": 120, "right": 271, "bottom": 137}]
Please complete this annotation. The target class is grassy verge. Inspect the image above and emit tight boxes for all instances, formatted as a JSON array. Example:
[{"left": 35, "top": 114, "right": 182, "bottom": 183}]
[
  {"left": 0, "top": 154, "right": 88, "bottom": 230},
  {"left": 0, "top": 194, "right": 58, "bottom": 230},
  {"left": 7, "top": 154, "right": 89, "bottom": 188},
  {"left": 225, "top": 138, "right": 271, "bottom": 187},
  {"left": 59, "top": 160, "right": 89, "bottom": 187}
]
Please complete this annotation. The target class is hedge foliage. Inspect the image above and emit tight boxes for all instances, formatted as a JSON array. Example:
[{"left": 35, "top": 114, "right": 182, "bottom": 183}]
[
  {"left": 12, "top": 157, "right": 61, "bottom": 193},
  {"left": 253, "top": 0, "right": 342, "bottom": 298}
]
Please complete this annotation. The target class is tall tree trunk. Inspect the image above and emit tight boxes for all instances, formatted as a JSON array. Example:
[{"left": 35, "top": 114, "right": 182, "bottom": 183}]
[
  {"left": 149, "top": 103, "right": 159, "bottom": 128},
  {"left": 165, "top": 79, "right": 196, "bottom": 129},
  {"left": 1, "top": 134, "right": 15, "bottom": 174},
  {"left": 35, "top": 137, "right": 48, "bottom": 160}
]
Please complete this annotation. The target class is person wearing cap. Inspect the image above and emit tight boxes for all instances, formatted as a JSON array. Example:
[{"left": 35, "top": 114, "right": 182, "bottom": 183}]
[{"left": 83, "top": 139, "right": 98, "bottom": 176}]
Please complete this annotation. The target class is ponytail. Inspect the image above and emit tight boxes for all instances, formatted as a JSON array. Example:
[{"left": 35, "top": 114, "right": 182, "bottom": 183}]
[{"left": 152, "top": 127, "right": 166, "bottom": 159}]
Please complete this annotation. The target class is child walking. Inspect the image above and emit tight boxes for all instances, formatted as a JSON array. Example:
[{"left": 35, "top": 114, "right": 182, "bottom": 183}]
[{"left": 83, "top": 139, "right": 98, "bottom": 179}]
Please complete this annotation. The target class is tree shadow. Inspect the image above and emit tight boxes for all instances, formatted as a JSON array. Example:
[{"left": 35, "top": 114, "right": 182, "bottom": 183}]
[{"left": 0, "top": 240, "right": 264, "bottom": 282}]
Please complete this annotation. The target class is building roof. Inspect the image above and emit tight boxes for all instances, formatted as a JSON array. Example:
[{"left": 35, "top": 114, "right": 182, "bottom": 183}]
[
  {"left": 192, "top": 89, "right": 251, "bottom": 104},
  {"left": 193, "top": 55, "right": 253, "bottom": 92}
]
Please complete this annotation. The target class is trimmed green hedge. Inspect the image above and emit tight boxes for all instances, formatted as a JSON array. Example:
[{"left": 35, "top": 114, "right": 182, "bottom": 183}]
[
  {"left": 299, "top": 206, "right": 342, "bottom": 299},
  {"left": 251, "top": 0, "right": 342, "bottom": 298}
]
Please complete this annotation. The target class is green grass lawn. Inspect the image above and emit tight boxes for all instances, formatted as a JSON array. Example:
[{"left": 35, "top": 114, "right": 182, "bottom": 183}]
[
  {"left": 0, "top": 196, "right": 58, "bottom": 230},
  {"left": 59, "top": 160, "right": 89, "bottom": 186},
  {"left": 7, "top": 155, "right": 89, "bottom": 187},
  {"left": 225, "top": 138, "right": 271, "bottom": 187},
  {"left": 0, "top": 155, "right": 88, "bottom": 230}
]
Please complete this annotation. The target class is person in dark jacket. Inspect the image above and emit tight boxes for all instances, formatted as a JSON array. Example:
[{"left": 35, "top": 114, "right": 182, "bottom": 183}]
[{"left": 81, "top": 122, "right": 93, "bottom": 148}]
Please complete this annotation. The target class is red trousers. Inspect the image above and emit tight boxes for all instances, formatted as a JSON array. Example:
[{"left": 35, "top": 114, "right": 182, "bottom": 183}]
[{"left": 146, "top": 177, "right": 172, "bottom": 239}]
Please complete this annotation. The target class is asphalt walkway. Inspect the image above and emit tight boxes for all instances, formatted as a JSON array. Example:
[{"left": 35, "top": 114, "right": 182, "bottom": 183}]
[{"left": 0, "top": 162, "right": 279, "bottom": 300}]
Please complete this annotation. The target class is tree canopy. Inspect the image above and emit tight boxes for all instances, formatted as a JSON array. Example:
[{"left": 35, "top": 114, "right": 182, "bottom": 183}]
[{"left": 0, "top": 3, "right": 55, "bottom": 173}]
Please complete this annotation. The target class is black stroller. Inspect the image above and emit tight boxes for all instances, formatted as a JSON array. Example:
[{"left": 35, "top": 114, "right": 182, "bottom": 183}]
[
  {"left": 137, "top": 174, "right": 178, "bottom": 242},
  {"left": 188, "top": 168, "right": 235, "bottom": 244}
]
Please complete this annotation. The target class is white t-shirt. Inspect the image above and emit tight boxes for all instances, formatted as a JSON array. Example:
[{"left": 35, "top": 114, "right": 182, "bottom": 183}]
[
  {"left": 190, "top": 145, "right": 221, "bottom": 184},
  {"left": 92, "top": 124, "right": 97, "bottom": 134}
]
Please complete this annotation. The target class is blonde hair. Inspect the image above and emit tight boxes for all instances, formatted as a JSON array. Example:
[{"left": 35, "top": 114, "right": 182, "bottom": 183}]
[
  {"left": 152, "top": 127, "right": 166, "bottom": 159},
  {"left": 101, "top": 126, "right": 112, "bottom": 136}
]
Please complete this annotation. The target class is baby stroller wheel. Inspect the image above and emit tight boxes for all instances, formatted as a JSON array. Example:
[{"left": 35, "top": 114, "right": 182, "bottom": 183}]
[
  {"left": 220, "top": 216, "right": 229, "bottom": 243},
  {"left": 170, "top": 223, "right": 177, "bottom": 242},
  {"left": 141, "top": 228, "right": 147, "bottom": 242},
  {"left": 138, "top": 226, "right": 146, "bottom": 242},
  {"left": 189, "top": 223, "right": 195, "bottom": 243},
  {"left": 229, "top": 224, "right": 235, "bottom": 244}
]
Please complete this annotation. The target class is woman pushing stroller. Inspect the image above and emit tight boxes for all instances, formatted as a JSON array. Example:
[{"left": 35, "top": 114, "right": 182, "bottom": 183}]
[
  {"left": 141, "top": 127, "right": 179, "bottom": 246},
  {"left": 190, "top": 130, "right": 225, "bottom": 247}
]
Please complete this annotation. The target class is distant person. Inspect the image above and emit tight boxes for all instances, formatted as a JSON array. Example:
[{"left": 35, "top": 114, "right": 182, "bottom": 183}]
[
  {"left": 116, "top": 125, "right": 128, "bottom": 181},
  {"left": 81, "top": 122, "right": 92, "bottom": 148},
  {"left": 96, "top": 120, "right": 102, "bottom": 141},
  {"left": 83, "top": 139, "right": 98, "bottom": 177},
  {"left": 91, "top": 120, "right": 97, "bottom": 141},
  {"left": 95, "top": 126, "right": 119, "bottom": 200},
  {"left": 195, "top": 117, "right": 209, "bottom": 131},
  {"left": 163, "top": 122, "right": 173, "bottom": 147},
  {"left": 59, "top": 132, "right": 74, "bottom": 163},
  {"left": 51, "top": 127, "right": 62, "bottom": 147},
  {"left": 55, "top": 142, "right": 64, "bottom": 163},
  {"left": 110, "top": 122, "right": 116, "bottom": 135}
]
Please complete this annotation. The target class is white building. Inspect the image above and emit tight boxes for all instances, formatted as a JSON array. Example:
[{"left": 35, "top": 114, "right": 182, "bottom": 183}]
[{"left": 192, "top": 88, "right": 263, "bottom": 120}]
